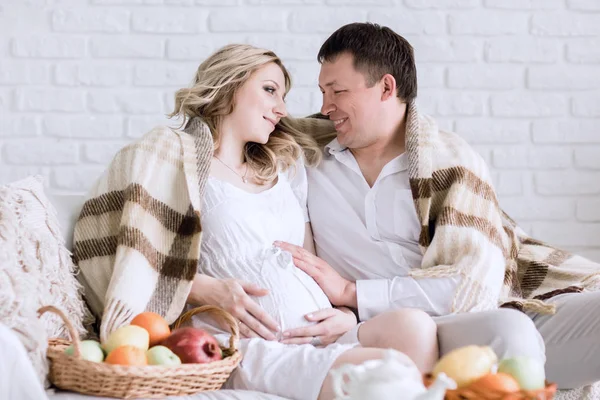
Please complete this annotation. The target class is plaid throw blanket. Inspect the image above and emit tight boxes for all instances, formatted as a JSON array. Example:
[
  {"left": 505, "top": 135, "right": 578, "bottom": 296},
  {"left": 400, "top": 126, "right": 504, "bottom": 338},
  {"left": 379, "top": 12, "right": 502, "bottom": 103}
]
[
  {"left": 73, "top": 118, "right": 212, "bottom": 342},
  {"left": 402, "top": 103, "right": 600, "bottom": 313}
]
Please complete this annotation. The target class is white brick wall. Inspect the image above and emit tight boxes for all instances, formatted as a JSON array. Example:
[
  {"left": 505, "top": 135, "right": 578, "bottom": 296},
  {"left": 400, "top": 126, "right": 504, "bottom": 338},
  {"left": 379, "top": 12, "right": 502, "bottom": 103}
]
[{"left": 0, "top": 0, "right": 599, "bottom": 260}]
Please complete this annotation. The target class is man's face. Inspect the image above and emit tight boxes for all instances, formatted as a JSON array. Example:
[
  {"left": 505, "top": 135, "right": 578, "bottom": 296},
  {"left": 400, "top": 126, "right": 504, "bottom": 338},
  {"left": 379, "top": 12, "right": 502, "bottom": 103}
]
[{"left": 318, "top": 53, "right": 383, "bottom": 149}]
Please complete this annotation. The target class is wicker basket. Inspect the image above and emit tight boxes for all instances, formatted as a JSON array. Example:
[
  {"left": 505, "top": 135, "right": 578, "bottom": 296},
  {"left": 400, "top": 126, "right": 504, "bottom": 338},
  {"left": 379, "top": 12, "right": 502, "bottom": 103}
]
[
  {"left": 39, "top": 305, "right": 242, "bottom": 399},
  {"left": 423, "top": 374, "right": 557, "bottom": 400}
]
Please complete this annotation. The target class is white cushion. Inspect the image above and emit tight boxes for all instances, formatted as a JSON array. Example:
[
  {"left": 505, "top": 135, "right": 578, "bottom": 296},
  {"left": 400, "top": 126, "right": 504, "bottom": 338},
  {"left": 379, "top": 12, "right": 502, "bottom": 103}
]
[{"left": 0, "top": 176, "right": 92, "bottom": 383}]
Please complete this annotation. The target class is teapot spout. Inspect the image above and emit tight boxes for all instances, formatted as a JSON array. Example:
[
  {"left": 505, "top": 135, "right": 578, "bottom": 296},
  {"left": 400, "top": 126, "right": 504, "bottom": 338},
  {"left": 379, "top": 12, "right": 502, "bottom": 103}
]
[{"left": 414, "top": 373, "right": 457, "bottom": 400}]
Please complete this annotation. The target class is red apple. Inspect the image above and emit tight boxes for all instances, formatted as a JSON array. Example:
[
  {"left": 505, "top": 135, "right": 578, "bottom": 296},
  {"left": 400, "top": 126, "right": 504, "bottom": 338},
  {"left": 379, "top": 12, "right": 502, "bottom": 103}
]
[{"left": 161, "top": 327, "right": 223, "bottom": 364}]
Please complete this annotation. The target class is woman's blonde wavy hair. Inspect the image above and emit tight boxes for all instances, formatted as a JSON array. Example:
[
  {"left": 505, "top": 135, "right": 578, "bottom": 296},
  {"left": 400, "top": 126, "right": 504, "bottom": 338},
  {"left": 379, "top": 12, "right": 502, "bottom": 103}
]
[{"left": 169, "top": 44, "right": 322, "bottom": 183}]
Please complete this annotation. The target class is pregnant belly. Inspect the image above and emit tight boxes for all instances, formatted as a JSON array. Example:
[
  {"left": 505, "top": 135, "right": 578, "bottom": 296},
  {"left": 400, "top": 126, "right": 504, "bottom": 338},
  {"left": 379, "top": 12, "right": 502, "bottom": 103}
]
[
  {"left": 196, "top": 248, "right": 333, "bottom": 338},
  {"left": 256, "top": 268, "right": 333, "bottom": 335}
]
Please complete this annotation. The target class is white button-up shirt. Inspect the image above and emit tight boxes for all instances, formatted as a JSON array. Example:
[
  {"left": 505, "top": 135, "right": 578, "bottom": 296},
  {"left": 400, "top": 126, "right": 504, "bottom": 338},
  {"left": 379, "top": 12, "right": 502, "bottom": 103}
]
[{"left": 307, "top": 139, "right": 460, "bottom": 321}]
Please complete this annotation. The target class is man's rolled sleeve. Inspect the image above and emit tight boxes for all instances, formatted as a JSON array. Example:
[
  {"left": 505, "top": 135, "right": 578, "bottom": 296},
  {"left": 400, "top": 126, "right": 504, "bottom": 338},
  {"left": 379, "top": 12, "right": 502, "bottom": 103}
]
[{"left": 356, "top": 279, "right": 391, "bottom": 321}]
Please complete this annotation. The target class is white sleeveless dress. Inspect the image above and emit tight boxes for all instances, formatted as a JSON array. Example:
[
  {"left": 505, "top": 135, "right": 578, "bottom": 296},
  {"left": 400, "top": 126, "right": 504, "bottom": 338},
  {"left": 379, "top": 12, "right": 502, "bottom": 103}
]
[{"left": 191, "top": 161, "right": 358, "bottom": 400}]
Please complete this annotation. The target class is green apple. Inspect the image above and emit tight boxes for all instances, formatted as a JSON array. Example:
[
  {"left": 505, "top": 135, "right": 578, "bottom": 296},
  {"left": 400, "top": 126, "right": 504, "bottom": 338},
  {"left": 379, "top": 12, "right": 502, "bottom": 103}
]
[
  {"left": 498, "top": 356, "right": 546, "bottom": 390},
  {"left": 146, "top": 345, "right": 182, "bottom": 366},
  {"left": 65, "top": 340, "right": 105, "bottom": 362},
  {"left": 103, "top": 325, "right": 150, "bottom": 355}
]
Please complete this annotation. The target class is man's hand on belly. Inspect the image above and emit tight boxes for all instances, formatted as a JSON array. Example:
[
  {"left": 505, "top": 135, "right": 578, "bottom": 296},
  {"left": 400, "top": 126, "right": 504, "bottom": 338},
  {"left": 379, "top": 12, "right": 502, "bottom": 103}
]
[{"left": 274, "top": 241, "right": 358, "bottom": 308}]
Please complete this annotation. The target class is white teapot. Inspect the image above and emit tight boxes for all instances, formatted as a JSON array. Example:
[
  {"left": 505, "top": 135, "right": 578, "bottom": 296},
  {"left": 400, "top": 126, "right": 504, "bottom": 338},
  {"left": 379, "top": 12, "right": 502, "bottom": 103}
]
[{"left": 330, "top": 349, "right": 456, "bottom": 400}]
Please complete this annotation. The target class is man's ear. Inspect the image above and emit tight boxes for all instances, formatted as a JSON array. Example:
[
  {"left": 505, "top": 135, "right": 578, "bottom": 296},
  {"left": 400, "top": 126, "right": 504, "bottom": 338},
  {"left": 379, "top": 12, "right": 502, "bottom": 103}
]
[{"left": 380, "top": 74, "right": 397, "bottom": 101}]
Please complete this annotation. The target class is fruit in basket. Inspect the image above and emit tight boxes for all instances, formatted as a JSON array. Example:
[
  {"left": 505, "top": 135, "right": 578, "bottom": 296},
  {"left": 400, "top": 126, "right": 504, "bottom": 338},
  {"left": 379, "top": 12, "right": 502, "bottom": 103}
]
[
  {"left": 131, "top": 312, "right": 171, "bottom": 347},
  {"left": 432, "top": 345, "right": 497, "bottom": 388},
  {"left": 103, "top": 325, "right": 150, "bottom": 354},
  {"left": 467, "top": 372, "right": 520, "bottom": 393},
  {"left": 161, "top": 327, "right": 223, "bottom": 364},
  {"left": 65, "top": 340, "right": 105, "bottom": 362},
  {"left": 498, "top": 356, "right": 546, "bottom": 390},
  {"left": 105, "top": 345, "right": 148, "bottom": 366},
  {"left": 146, "top": 345, "right": 182, "bottom": 366}
]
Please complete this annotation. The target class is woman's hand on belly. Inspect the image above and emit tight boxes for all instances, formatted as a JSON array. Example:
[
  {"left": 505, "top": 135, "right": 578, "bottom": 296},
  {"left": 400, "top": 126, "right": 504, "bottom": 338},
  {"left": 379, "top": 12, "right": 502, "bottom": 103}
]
[
  {"left": 279, "top": 307, "right": 357, "bottom": 347},
  {"left": 189, "top": 274, "right": 280, "bottom": 340}
]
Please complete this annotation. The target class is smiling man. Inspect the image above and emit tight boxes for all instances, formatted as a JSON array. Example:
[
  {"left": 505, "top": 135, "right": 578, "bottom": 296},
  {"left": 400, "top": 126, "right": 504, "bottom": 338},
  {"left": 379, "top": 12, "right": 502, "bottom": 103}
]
[{"left": 277, "top": 22, "right": 600, "bottom": 390}]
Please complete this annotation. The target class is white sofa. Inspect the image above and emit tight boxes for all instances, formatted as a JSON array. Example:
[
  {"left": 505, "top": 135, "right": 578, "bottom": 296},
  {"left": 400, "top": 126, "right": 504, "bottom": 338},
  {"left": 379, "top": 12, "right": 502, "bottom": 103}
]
[{"left": 0, "top": 192, "right": 288, "bottom": 400}]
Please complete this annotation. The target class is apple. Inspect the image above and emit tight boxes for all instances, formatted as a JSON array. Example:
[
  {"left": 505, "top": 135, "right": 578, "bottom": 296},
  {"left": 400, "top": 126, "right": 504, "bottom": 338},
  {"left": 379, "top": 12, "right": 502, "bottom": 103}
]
[
  {"left": 498, "top": 356, "right": 546, "bottom": 390},
  {"left": 65, "top": 340, "right": 105, "bottom": 362},
  {"left": 103, "top": 325, "right": 150, "bottom": 355},
  {"left": 146, "top": 345, "right": 182, "bottom": 366},
  {"left": 161, "top": 327, "right": 223, "bottom": 364}
]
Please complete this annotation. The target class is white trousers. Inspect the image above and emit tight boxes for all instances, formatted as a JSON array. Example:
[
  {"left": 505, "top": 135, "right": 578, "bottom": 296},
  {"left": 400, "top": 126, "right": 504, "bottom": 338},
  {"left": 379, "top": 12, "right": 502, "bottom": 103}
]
[
  {"left": 528, "top": 291, "right": 600, "bottom": 389},
  {"left": 223, "top": 327, "right": 360, "bottom": 400},
  {"left": 434, "top": 308, "right": 546, "bottom": 362}
]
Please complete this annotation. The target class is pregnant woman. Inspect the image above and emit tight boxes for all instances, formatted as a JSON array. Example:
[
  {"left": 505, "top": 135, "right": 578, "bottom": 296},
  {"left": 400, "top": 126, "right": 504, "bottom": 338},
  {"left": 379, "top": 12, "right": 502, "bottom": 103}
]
[{"left": 74, "top": 44, "right": 437, "bottom": 400}]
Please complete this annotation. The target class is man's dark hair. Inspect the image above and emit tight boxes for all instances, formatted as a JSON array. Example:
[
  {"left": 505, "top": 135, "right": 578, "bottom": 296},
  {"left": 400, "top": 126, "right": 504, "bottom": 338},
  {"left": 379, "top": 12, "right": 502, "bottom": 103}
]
[{"left": 317, "top": 22, "right": 417, "bottom": 102}]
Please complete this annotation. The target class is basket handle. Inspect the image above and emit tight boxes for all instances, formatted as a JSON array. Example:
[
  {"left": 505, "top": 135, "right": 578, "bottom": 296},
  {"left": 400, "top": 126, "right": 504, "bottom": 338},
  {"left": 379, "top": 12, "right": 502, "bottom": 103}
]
[
  {"left": 38, "top": 305, "right": 82, "bottom": 358},
  {"left": 173, "top": 305, "right": 239, "bottom": 355}
]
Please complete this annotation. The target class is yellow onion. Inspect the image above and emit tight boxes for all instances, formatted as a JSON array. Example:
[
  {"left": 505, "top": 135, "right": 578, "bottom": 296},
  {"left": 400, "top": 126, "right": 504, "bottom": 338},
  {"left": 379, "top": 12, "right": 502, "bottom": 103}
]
[{"left": 432, "top": 345, "right": 497, "bottom": 388}]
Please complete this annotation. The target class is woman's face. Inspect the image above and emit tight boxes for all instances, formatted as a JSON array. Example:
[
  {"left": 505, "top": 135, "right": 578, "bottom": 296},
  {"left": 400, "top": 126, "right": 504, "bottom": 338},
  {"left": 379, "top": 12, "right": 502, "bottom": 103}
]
[{"left": 225, "top": 62, "right": 288, "bottom": 145}]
